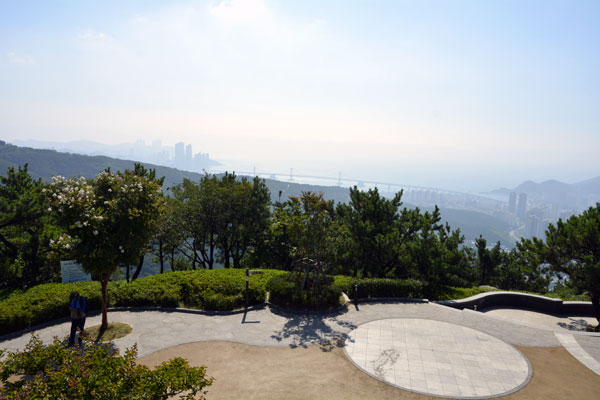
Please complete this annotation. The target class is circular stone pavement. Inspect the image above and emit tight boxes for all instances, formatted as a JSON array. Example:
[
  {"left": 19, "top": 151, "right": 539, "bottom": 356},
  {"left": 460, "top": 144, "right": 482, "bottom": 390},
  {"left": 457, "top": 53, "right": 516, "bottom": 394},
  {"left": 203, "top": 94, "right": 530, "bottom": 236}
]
[{"left": 343, "top": 318, "right": 532, "bottom": 398}]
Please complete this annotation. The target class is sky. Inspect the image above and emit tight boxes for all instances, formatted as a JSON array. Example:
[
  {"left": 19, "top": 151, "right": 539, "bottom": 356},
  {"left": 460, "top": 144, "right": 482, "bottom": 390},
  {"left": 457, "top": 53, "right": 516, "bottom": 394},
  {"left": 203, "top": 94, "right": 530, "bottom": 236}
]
[{"left": 1, "top": 0, "right": 599, "bottom": 192}]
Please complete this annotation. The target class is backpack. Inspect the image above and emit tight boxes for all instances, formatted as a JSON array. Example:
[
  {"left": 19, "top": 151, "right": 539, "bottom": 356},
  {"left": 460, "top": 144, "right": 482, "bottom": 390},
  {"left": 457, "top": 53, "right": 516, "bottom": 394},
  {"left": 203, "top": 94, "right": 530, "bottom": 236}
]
[
  {"left": 79, "top": 296, "right": 87, "bottom": 313},
  {"left": 71, "top": 296, "right": 87, "bottom": 319}
]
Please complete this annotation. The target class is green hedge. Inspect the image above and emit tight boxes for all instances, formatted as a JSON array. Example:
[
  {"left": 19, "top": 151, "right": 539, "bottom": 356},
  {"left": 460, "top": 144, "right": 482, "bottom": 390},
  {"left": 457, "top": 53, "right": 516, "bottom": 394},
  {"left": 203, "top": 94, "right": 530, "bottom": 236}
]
[
  {"left": 267, "top": 274, "right": 343, "bottom": 309},
  {"left": 0, "top": 269, "right": 285, "bottom": 335},
  {"left": 333, "top": 277, "right": 425, "bottom": 300},
  {"left": 1, "top": 268, "right": 583, "bottom": 336},
  {"left": 434, "top": 286, "right": 494, "bottom": 301},
  {"left": 0, "top": 281, "right": 105, "bottom": 336}
]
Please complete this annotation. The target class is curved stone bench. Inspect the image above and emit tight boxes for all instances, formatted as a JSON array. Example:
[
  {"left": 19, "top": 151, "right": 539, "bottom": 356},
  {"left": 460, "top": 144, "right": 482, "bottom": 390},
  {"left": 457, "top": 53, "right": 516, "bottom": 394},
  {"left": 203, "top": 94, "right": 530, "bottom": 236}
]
[{"left": 437, "top": 291, "right": 593, "bottom": 315}]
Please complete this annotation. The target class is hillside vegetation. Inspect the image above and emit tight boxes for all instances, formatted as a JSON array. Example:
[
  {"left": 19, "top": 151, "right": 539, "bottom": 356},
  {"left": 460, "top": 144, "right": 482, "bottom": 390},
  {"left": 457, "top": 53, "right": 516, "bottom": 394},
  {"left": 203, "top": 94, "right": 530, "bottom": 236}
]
[{"left": 1, "top": 141, "right": 511, "bottom": 242}]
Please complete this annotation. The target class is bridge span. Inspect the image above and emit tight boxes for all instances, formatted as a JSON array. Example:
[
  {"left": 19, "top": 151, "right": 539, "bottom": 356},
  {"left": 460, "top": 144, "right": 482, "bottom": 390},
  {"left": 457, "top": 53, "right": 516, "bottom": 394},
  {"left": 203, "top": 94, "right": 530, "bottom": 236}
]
[{"left": 208, "top": 168, "right": 473, "bottom": 196}]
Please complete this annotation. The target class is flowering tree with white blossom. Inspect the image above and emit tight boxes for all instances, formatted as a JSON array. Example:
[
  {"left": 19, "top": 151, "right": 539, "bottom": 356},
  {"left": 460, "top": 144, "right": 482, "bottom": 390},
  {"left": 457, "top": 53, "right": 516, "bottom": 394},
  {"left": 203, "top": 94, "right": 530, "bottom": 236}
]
[{"left": 46, "top": 164, "right": 163, "bottom": 329}]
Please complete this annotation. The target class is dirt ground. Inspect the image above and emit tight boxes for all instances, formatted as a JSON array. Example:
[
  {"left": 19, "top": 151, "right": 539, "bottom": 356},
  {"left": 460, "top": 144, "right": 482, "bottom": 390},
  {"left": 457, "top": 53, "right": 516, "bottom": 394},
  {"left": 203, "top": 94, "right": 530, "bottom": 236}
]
[{"left": 139, "top": 341, "right": 600, "bottom": 400}]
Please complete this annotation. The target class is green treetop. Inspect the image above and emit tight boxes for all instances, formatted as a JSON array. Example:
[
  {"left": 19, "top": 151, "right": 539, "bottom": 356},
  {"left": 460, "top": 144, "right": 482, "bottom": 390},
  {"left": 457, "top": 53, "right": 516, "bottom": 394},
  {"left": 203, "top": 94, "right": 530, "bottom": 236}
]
[
  {"left": 527, "top": 203, "right": 600, "bottom": 329},
  {"left": 46, "top": 164, "right": 164, "bottom": 329}
]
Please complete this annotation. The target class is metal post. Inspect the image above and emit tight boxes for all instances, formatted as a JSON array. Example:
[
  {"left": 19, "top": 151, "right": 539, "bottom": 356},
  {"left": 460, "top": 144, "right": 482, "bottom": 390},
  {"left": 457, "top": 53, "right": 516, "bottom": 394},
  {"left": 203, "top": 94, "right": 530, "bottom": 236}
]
[{"left": 245, "top": 268, "right": 249, "bottom": 307}]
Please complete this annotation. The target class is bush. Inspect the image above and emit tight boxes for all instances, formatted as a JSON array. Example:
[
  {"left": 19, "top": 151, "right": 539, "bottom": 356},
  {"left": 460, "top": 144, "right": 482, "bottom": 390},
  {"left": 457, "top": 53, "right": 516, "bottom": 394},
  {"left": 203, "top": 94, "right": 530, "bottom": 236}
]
[
  {"left": 267, "top": 274, "right": 343, "bottom": 309},
  {"left": 0, "top": 281, "right": 107, "bottom": 335},
  {"left": 334, "top": 277, "right": 425, "bottom": 300},
  {"left": 434, "top": 286, "right": 494, "bottom": 301},
  {"left": 0, "top": 334, "right": 213, "bottom": 400},
  {"left": 112, "top": 273, "right": 184, "bottom": 308},
  {"left": 202, "top": 290, "right": 244, "bottom": 311},
  {"left": 0, "top": 269, "right": 286, "bottom": 335}
]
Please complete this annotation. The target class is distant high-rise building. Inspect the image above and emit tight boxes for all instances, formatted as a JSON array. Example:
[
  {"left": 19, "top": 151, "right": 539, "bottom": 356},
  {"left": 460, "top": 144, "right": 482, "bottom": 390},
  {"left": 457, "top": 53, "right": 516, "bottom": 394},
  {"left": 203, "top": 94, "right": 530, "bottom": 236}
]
[
  {"left": 525, "top": 214, "right": 540, "bottom": 238},
  {"left": 508, "top": 192, "right": 517, "bottom": 214},
  {"left": 517, "top": 193, "right": 527, "bottom": 220},
  {"left": 174, "top": 142, "right": 185, "bottom": 169},
  {"left": 185, "top": 144, "right": 192, "bottom": 169}
]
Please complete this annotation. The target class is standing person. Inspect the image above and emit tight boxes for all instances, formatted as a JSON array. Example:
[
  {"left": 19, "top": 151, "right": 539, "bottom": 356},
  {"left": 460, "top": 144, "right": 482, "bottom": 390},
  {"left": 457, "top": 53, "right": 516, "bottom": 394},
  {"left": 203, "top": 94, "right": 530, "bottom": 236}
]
[{"left": 68, "top": 291, "right": 87, "bottom": 347}]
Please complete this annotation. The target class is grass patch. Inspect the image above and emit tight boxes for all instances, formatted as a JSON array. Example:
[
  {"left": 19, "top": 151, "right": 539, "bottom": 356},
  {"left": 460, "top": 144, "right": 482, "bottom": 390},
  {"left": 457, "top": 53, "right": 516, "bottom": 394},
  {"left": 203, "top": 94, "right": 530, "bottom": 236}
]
[{"left": 85, "top": 322, "right": 132, "bottom": 342}]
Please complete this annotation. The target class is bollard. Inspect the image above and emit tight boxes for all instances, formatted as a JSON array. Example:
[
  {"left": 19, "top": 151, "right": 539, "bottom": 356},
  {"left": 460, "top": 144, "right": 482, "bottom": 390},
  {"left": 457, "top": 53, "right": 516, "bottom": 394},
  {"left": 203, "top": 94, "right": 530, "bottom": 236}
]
[{"left": 245, "top": 268, "right": 249, "bottom": 307}]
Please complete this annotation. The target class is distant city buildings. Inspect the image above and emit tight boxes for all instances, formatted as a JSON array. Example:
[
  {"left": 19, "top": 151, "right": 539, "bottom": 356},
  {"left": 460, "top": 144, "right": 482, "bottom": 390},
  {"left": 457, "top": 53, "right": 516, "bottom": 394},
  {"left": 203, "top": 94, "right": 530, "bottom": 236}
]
[
  {"left": 185, "top": 144, "right": 192, "bottom": 168},
  {"left": 119, "top": 139, "right": 216, "bottom": 173},
  {"left": 508, "top": 192, "right": 517, "bottom": 214},
  {"left": 401, "top": 189, "right": 497, "bottom": 212},
  {"left": 517, "top": 193, "right": 528, "bottom": 220},
  {"left": 525, "top": 211, "right": 552, "bottom": 239}
]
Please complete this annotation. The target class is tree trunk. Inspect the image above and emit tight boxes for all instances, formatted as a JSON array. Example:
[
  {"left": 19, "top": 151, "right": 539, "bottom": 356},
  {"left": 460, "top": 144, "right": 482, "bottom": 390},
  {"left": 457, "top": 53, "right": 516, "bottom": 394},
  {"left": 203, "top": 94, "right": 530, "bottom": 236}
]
[
  {"left": 302, "top": 263, "right": 310, "bottom": 291},
  {"left": 0, "top": 233, "right": 18, "bottom": 257},
  {"left": 592, "top": 293, "right": 600, "bottom": 331},
  {"left": 224, "top": 248, "right": 230, "bottom": 269},
  {"left": 170, "top": 247, "right": 176, "bottom": 271},
  {"left": 191, "top": 241, "right": 198, "bottom": 270},
  {"left": 131, "top": 254, "right": 144, "bottom": 280},
  {"left": 101, "top": 278, "right": 109, "bottom": 330},
  {"left": 209, "top": 237, "right": 214, "bottom": 270},
  {"left": 159, "top": 240, "right": 164, "bottom": 274}
]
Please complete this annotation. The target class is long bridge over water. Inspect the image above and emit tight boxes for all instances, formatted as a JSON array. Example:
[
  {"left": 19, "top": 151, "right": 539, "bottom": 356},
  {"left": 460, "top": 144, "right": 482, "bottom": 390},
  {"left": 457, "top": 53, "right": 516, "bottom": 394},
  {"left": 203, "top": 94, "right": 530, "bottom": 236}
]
[{"left": 208, "top": 168, "right": 478, "bottom": 197}]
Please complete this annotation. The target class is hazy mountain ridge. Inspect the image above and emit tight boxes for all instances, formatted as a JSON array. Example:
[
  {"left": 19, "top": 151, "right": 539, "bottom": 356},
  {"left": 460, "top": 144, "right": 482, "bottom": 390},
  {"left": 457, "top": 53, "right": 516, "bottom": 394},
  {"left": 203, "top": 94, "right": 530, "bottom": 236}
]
[
  {"left": 493, "top": 177, "right": 600, "bottom": 196},
  {"left": 11, "top": 138, "right": 220, "bottom": 172},
  {"left": 0, "top": 141, "right": 514, "bottom": 246},
  {"left": 428, "top": 208, "right": 512, "bottom": 245},
  {"left": 0, "top": 141, "right": 350, "bottom": 204}
]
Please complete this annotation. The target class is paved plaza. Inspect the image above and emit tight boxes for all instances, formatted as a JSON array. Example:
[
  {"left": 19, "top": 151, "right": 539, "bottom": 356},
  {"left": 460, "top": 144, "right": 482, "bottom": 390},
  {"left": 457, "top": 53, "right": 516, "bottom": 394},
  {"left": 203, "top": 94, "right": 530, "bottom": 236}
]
[
  {"left": 344, "top": 318, "right": 531, "bottom": 398},
  {"left": 1, "top": 301, "right": 598, "bottom": 398},
  {"left": 482, "top": 307, "right": 596, "bottom": 332}
]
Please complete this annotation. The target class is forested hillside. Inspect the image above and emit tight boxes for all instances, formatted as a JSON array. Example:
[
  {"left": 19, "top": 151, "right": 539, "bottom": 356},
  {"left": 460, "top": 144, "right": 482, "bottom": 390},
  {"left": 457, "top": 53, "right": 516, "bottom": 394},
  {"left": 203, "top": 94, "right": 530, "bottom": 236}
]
[{"left": 0, "top": 141, "right": 350, "bottom": 203}]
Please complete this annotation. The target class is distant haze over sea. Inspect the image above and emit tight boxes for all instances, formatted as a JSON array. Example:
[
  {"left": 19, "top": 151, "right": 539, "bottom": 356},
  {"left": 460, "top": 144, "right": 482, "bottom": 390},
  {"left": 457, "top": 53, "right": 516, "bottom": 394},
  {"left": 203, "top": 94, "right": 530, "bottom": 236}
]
[{"left": 11, "top": 138, "right": 594, "bottom": 194}]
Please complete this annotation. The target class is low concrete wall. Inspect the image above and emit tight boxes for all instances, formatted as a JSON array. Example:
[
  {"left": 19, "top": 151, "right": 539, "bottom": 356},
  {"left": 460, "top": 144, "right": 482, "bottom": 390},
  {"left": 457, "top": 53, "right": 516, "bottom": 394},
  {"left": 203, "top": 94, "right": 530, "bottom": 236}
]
[{"left": 438, "top": 291, "right": 594, "bottom": 315}]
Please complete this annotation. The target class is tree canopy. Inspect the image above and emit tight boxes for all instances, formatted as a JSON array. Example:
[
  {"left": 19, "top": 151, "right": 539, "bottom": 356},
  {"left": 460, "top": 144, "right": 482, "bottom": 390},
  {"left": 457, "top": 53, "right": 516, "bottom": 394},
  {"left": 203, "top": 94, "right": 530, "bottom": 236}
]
[
  {"left": 46, "top": 164, "right": 164, "bottom": 328},
  {"left": 4, "top": 164, "right": 597, "bottom": 315},
  {"left": 0, "top": 164, "right": 60, "bottom": 288},
  {"left": 526, "top": 203, "right": 600, "bottom": 327}
]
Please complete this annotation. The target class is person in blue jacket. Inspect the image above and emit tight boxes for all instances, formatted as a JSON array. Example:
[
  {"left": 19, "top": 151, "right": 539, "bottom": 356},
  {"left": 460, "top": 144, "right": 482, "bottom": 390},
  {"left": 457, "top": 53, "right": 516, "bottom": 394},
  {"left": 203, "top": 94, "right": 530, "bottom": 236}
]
[{"left": 68, "top": 291, "right": 87, "bottom": 347}]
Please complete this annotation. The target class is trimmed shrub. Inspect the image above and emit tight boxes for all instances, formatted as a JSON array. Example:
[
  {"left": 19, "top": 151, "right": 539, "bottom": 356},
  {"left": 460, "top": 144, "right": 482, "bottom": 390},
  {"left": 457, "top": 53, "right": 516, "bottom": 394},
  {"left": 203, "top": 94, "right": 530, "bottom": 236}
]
[
  {"left": 112, "top": 273, "right": 184, "bottom": 308},
  {"left": 434, "top": 286, "right": 493, "bottom": 301},
  {"left": 202, "top": 291, "right": 243, "bottom": 311},
  {"left": 0, "top": 281, "right": 105, "bottom": 335},
  {"left": 0, "top": 269, "right": 286, "bottom": 335},
  {"left": 267, "top": 274, "right": 343, "bottom": 309},
  {"left": 335, "top": 277, "right": 425, "bottom": 300}
]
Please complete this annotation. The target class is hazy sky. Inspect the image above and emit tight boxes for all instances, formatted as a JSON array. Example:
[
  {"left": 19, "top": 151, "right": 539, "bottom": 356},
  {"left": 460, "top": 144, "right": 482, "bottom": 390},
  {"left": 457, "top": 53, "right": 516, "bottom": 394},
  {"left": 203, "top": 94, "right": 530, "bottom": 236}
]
[{"left": 1, "top": 0, "right": 599, "bottom": 192}]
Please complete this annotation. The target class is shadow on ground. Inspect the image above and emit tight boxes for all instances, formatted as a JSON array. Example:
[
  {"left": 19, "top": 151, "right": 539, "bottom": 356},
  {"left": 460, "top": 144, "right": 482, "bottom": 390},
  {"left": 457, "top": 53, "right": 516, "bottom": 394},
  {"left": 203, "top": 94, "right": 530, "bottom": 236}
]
[
  {"left": 557, "top": 318, "right": 595, "bottom": 331},
  {"left": 269, "top": 306, "right": 357, "bottom": 351}
]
